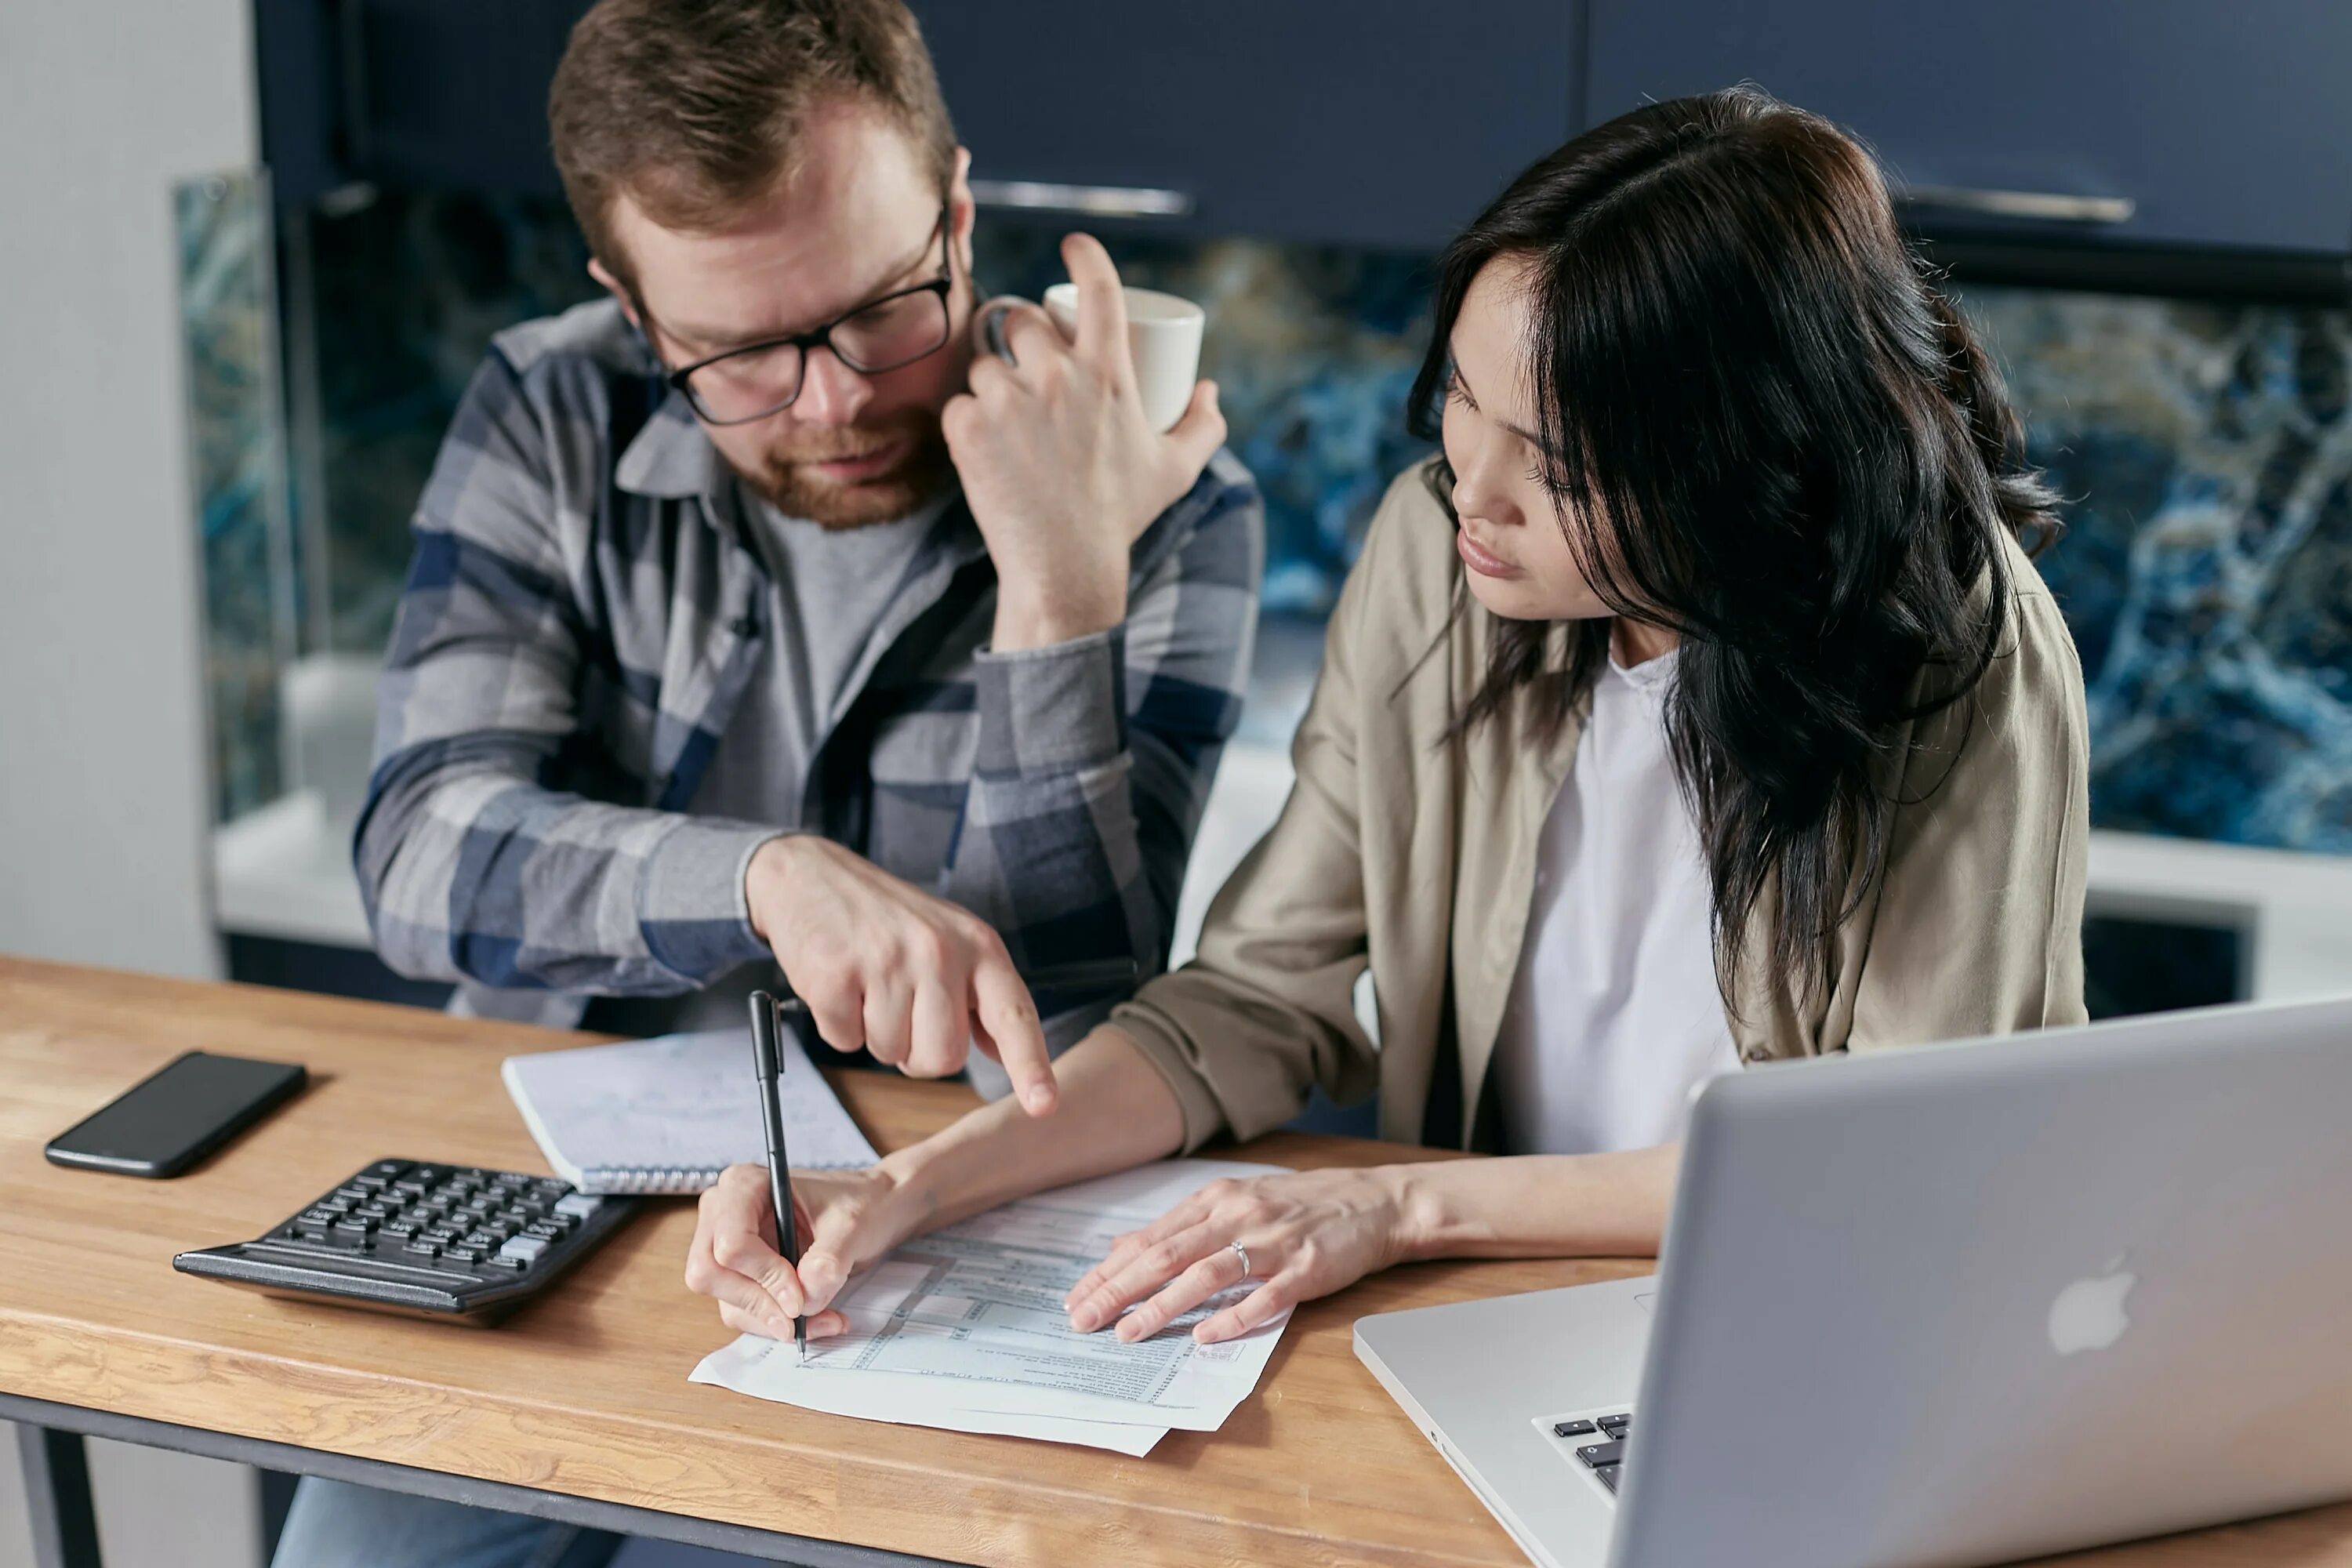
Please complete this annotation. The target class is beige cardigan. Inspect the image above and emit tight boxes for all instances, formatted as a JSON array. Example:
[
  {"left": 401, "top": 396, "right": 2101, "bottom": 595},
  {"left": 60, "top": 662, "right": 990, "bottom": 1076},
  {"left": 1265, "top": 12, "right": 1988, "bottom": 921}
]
[{"left": 1112, "top": 462, "right": 2091, "bottom": 1152}]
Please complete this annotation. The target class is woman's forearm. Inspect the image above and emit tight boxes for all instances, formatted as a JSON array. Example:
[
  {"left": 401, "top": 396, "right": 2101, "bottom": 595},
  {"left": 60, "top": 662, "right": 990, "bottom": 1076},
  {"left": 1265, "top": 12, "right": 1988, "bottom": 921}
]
[
  {"left": 1390, "top": 1144, "right": 1682, "bottom": 1262},
  {"left": 880, "top": 1024, "right": 1188, "bottom": 1237}
]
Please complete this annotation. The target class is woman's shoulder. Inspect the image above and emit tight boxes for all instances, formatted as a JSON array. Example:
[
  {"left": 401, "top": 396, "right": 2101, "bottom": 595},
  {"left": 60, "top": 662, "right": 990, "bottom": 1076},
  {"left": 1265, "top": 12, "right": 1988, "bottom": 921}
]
[
  {"left": 1335, "top": 458, "right": 1468, "bottom": 654},
  {"left": 1902, "top": 527, "right": 2088, "bottom": 793},
  {"left": 1990, "top": 528, "right": 2088, "bottom": 704}
]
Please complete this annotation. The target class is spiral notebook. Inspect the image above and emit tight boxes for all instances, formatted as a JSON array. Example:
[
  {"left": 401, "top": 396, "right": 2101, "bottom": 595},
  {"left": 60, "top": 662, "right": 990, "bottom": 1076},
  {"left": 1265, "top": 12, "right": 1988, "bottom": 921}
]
[{"left": 501, "top": 1027, "right": 880, "bottom": 1194}]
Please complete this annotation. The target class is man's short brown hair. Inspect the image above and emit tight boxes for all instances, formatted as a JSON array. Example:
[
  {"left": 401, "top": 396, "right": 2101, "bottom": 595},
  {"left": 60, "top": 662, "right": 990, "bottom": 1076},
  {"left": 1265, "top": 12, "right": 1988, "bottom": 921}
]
[{"left": 549, "top": 0, "right": 956, "bottom": 282}]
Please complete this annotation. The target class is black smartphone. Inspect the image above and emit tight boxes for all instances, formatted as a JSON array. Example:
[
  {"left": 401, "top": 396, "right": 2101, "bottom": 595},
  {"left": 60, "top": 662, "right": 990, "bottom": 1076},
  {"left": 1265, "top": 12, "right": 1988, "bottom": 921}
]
[{"left": 45, "top": 1051, "right": 307, "bottom": 1178}]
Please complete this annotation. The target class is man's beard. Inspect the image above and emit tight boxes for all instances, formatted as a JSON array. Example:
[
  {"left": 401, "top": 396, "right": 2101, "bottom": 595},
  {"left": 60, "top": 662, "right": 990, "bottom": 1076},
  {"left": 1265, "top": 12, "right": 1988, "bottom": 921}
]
[{"left": 736, "top": 408, "right": 953, "bottom": 528}]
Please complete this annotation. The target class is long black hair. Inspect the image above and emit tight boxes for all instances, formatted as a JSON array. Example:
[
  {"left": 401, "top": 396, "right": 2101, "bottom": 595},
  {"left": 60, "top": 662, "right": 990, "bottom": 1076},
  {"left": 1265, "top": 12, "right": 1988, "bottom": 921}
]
[{"left": 1406, "top": 86, "right": 2059, "bottom": 1000}]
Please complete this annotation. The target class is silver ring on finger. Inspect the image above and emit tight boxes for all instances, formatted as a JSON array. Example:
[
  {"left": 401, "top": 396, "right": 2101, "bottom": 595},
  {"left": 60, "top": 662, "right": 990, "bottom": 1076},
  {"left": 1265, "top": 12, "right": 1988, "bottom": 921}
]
[{"left": 1230, "top": 1240, "right": 1251, "bottom": 1279}]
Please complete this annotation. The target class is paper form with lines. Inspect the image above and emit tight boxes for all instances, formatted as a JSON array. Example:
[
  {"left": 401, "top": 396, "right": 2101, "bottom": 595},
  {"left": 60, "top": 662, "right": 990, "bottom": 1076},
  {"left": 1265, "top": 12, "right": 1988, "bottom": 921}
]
[{"left": 689, "top": 1158, "right": 1295, "bottom": 1454}]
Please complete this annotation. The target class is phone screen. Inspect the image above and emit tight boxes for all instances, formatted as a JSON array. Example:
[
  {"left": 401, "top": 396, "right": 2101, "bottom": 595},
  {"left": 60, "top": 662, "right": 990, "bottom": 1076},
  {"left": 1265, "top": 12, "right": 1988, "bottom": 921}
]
[{"left": 47, "top": 1051, "right": 306, "bottom": 1176}]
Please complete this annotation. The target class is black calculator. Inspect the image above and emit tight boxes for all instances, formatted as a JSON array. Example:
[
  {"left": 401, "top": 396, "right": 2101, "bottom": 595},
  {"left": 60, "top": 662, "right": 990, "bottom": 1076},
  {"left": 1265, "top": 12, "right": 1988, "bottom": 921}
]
[{"left": 173, "top": 1159, "right": 638, "bottom": 1323}]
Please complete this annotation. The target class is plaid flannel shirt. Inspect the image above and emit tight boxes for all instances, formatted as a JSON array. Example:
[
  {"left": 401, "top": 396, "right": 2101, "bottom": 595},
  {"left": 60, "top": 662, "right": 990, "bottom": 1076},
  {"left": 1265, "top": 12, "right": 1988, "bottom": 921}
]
[{"left": 356, "top": 300, "right": 1262, "bottom": 1039}]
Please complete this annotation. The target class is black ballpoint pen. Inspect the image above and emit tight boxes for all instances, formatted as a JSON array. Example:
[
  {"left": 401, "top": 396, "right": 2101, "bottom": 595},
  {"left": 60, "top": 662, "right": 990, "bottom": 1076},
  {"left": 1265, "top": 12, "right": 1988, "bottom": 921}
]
[
  {"left": 747, "top": 990, "right": 808, "bottom": 1363},
  {"left": 745, "top": 956, "right": 1138, "bottom": 1362}
]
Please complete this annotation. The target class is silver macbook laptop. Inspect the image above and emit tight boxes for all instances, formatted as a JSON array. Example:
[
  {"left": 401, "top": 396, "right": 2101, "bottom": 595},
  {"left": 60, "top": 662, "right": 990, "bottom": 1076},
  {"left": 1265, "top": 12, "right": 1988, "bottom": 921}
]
[{"left": 1355, "top": 996, "right": 2352, "bottom": 1568}]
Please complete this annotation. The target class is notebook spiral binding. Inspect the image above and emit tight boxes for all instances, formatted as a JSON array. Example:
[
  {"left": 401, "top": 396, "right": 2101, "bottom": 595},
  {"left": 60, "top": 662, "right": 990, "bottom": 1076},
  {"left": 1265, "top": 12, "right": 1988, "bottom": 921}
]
[{"left": 586, "top": 1164, "right": 726, "bottom": 1195}]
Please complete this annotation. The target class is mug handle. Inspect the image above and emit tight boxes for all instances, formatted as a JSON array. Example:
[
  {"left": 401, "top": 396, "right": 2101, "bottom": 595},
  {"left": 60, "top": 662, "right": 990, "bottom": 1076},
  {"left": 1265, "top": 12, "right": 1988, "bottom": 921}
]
[{"left": 976, "top": 296, "right": 1025, "bottom": 364}]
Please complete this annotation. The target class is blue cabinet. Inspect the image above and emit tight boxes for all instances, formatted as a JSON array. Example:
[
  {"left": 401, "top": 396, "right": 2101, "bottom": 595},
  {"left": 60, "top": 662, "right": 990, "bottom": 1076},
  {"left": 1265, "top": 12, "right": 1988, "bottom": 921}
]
[
  {"left": 256, "top": 1, "right": 2352, "bottom": 257},
  {"left": 906, "top": 1, "right": 1577, "bottom": 251},
  {"left": 1584, "top": 0, "right": 2352, "bottom": 255}
]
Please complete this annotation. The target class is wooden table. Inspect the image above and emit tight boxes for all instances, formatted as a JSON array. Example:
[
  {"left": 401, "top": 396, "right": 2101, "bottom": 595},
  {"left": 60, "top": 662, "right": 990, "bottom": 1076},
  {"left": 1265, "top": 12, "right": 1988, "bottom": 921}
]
[{"left": 3, "top": 958, "right": 2349, "bottom": 1568}]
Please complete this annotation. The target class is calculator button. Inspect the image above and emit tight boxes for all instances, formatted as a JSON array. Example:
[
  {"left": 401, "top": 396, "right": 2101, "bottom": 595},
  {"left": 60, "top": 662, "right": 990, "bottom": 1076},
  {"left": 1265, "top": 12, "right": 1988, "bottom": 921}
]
[
  {"left": 553, "top": 1193, "right": 604, "bottom": 1220},
  {"left": 332, "top": 1185, "right": 371, "bottom": 1203},
  {"left": 531, "top": 1178, "right": 570, "bottom": 1200},
  {"left": 460, "top": 1230, "right": 503, "bottom": 1251},
  {"left": 379, "top": 1217, "right": 423, "bottom": 1240},
  {"left": 522, "top": 1219, "right": 568, "bottom": 1241},
  {"left": 354, "top": 1203, "right": 396, "bottom": 1223},
  {"left": 402, "top": 1239, "right": 444, "bottom": 1258},
  {"left": 496, "top": 1236, "right": 552, "bottom": 1266},
  {"left": 332, "top": 1216, "right": 379, "bottom": 1237},
  {"left": 445, "top": 1244, "right": 490, "bottom": 1263},
  {"left": 317, "top": 1196, "right": 354, "bottom": 1215},
  {"left": 422, "top": 1225, "right": 466, "bottom": 1246},
  {"left": 365, "top": 1160, "right": 408, "bottom": 1178}
]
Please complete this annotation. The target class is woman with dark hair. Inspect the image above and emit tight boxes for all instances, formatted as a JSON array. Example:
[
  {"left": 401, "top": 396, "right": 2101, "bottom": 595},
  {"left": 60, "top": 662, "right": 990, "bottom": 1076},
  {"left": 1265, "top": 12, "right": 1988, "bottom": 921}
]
[{"left": 684, "top": 87, "right": 2090, "bottom": 1347}]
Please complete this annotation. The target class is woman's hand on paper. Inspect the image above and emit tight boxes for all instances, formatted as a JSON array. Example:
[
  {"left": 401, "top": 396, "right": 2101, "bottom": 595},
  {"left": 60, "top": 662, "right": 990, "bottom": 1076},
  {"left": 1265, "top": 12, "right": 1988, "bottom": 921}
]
[
  {"left": 1062, "top": 1167, "right": 1419, "bottom": 1345},
  {"left": 684, "top": 1163, "right": 913, "bottom": 1341}
]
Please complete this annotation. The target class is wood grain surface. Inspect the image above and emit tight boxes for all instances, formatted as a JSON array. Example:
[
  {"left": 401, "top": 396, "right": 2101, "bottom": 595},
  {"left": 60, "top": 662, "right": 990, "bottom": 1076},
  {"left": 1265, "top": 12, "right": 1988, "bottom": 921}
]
[{"left": 1, "top": 957, "right": 2344, "bottom": 1567}]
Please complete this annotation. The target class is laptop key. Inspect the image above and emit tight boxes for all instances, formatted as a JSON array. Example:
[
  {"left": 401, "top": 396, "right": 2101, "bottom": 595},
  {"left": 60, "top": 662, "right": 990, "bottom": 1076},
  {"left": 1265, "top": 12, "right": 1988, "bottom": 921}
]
[
  {"left": 1553, "top": 1419, "right": 1597, "bottom": 1439},
  {"left": 1592, "top": 1464, "right": 1623, "bottom": 1495},
  {"left": 1577, "top": 1440, "right": 1625, "bottom": 1468}
]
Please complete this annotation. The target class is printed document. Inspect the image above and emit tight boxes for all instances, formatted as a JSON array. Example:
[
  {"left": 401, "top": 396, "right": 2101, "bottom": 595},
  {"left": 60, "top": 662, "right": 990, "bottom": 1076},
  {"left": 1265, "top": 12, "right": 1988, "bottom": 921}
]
[{"left": 691, "top": 1158, "right": 1295, "bottom": 1453}]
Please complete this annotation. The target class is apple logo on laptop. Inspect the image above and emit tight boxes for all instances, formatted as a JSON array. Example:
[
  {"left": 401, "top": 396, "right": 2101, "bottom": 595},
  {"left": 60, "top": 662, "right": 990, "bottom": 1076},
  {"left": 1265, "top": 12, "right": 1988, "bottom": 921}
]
[{"left": 2048, "top": 1262, "right": 2137, "bottom": 1356}]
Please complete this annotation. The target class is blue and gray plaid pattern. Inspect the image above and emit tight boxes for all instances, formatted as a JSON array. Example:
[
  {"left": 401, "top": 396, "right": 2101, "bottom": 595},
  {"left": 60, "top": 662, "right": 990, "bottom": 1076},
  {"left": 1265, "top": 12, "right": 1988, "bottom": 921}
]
[{"left": 356, "top": 299, "right": 1263, "bottom": 1034}]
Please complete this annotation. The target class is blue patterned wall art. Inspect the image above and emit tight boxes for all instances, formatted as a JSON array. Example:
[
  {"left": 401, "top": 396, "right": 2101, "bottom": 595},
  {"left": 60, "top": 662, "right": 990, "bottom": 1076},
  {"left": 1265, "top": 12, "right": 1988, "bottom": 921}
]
[
  {"left": 183, "top": 185, "right": 2352, "bottom": 861},
  {"left": 1958, "top": 285, "right": 2352, "bottom": 852}
]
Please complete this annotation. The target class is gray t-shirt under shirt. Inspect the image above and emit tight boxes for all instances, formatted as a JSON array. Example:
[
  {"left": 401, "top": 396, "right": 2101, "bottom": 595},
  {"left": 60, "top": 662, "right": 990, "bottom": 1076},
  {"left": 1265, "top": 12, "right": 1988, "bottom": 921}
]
[
  {"left": 597, "top": 490, "right": 948, "bottom": 1037},
  {"left": 693, "top": 493, "right": 948, "bottom": 829}
]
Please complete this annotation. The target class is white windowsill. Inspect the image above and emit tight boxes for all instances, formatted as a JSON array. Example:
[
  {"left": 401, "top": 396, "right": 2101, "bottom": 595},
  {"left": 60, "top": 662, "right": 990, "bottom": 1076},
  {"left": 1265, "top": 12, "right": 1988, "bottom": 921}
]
[{"left": 211, "top": 751, "right": 2352, "bottom": 1007}]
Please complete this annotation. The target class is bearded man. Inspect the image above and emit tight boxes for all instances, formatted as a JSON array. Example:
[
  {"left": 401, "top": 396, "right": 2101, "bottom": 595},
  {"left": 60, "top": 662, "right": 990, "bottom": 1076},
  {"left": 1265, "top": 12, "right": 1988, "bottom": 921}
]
[{"left": 354, "top": 0, "right": 1261, "bottom": 1115}]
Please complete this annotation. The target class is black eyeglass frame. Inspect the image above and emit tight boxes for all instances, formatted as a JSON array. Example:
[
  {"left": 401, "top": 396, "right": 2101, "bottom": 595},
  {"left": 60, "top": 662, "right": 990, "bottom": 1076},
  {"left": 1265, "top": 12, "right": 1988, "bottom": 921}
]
[{"left": 656, "top": 201, "right": 956, "bottom": 426}]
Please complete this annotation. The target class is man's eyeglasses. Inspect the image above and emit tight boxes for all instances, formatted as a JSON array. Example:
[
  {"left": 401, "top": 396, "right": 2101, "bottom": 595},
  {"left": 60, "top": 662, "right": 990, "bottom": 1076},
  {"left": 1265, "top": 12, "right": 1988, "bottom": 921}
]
[{"left": 661, "top": 203, "right": 955, "bottom": 426}]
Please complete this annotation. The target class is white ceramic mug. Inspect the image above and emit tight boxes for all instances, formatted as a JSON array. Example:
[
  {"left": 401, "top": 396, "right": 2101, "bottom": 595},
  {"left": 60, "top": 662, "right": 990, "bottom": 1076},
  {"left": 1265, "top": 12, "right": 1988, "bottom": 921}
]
[{"left": 1036, "top": 282, "right": 1205, "bottom": 433}]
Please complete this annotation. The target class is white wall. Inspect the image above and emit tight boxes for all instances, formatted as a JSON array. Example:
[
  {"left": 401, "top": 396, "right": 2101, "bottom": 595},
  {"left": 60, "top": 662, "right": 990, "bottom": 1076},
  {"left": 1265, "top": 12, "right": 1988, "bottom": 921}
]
[
  {"left": 0, "top": 0, "right": 237, "bottom": 978},
  {"left": 1, "top": 2, "right": 260, "bottom": 1562}
]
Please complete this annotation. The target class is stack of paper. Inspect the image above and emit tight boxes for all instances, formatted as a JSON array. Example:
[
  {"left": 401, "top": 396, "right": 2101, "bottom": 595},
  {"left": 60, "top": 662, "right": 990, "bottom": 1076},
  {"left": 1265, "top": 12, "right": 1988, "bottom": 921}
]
[{"left": 690, "top": 1158, "right": 1294, "bottom": 1454}]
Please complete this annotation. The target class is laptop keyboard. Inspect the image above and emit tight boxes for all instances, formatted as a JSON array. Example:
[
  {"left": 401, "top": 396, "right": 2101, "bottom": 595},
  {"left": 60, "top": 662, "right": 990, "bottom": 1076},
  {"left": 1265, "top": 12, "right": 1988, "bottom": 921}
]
[{"left": 1542, "top": 1410, "right": 1634, "bottom": 1497}]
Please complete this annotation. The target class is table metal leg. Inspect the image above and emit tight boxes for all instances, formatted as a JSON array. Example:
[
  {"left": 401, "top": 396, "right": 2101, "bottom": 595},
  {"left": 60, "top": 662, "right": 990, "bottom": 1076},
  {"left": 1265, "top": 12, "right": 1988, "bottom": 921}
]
[
  {"left": 256, "top": 1468, "right": 298, "bottom": 1565},
  {"left": 14, "top": 1422, "right": 103, "bottom": 1568}
]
